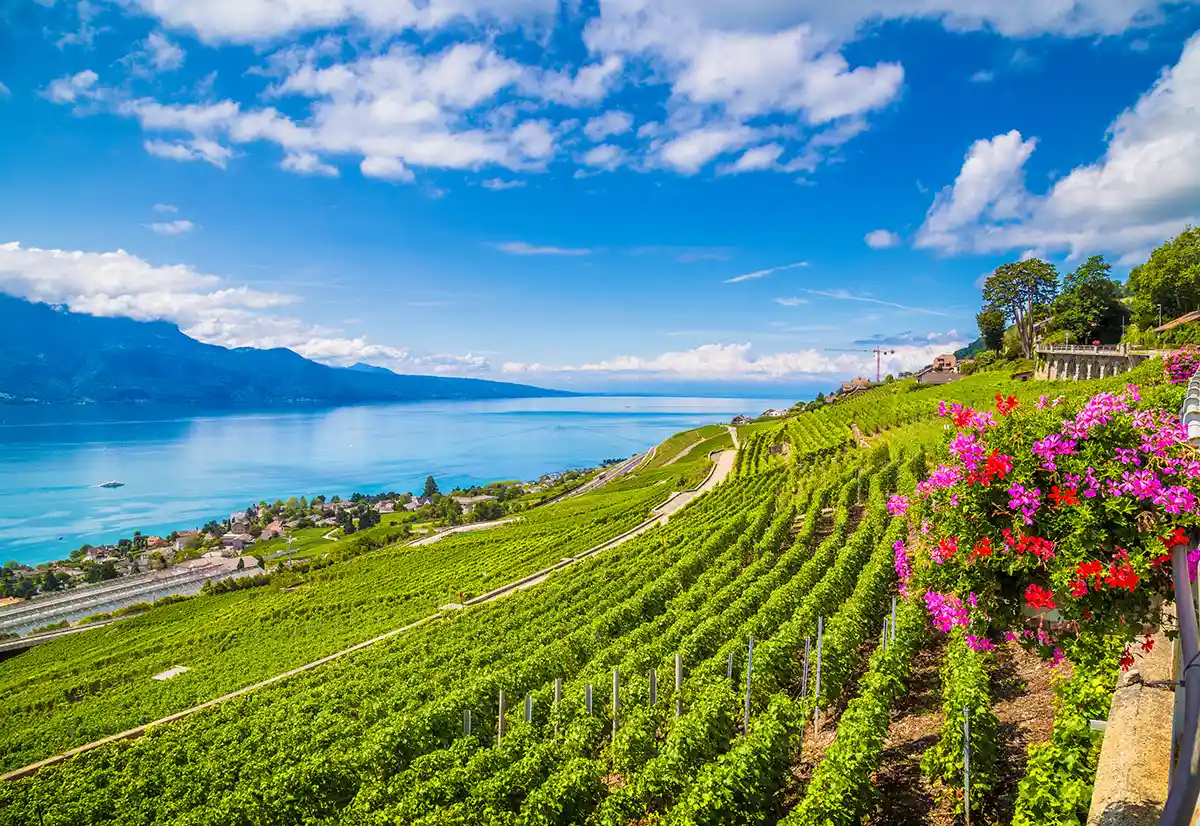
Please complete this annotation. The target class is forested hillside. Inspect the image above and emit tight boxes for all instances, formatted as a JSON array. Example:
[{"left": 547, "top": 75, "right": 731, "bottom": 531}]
[{"left": 0, "top": 360, "right": 1185, "bottom": 825}]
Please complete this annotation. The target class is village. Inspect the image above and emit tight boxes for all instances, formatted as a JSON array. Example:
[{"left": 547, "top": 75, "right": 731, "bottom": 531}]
[{"left": 0, "top": 462, "right": 615, "bottom": 618}]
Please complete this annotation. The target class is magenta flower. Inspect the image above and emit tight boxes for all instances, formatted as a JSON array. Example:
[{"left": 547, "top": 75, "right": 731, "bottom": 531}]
[
  {"left": 966, "top": 634, "right": 996, "bottom": 653},
  {"left": 1006, "top": 482, "right": 1042, "bottom": 525},
  {"left": 886, "top": 494, "right": 909, "bottom": 516},
  {"left": 924, "top": 591, "right": 969, "bottom": 633}
]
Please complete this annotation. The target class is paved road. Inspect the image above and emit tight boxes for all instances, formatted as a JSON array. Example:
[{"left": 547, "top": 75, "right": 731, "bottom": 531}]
[{"left": 1, "top": 444, "right": 739, "bottom": 782}]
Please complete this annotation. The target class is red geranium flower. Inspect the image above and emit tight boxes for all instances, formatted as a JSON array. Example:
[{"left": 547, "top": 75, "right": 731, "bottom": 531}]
[
  {"left": 1048, "top": 485, "right": 1080, "bottom": 508},
  {"left": 995, "top": 393, "right": 1019, "bottom": 415},
  {"left": 1068, "top": 579, "right": 1089, "bottom": 598},
  {"left": 970, "top": 536, "right": 994, "bottom": 561},
  {"left": 1025, "top": 583, "right": 1056, "bottom": 611},
  {"left": 1142, "top": 634, "right": 1155, "bottom": 653},
  {"left": 1160, "top": 527, "right": 1189, "bottom": 549},
  {"left": 1076, "top": 560, "right": 1104, "bottom": 584},
  {"left": 1119, "top": 648, "right": 1135, "bottom": 672},
  {"left": 1106, "top": 562, "right": 1139, "bottom": 592}
]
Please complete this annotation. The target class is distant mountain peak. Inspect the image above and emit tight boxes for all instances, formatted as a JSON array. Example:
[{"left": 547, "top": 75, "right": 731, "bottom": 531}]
[{"left": 0, "top": 294, "right": 568, "bottom": 407}]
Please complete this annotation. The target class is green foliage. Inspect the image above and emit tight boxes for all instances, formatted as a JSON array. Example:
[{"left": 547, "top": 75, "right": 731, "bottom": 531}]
[
  {"left": 423, "top": 475, "right": 440, "bottom": 498},
  {"left": 1012, "top": 635, "right": 1122, "bottom": 826},
  {"left": 1051, "top": 255, "right": 1126, "bottom": 344},
  {"left": 976, "top": 307, "right": 1007, "bottom": 352},
  {"left": 1127, "top": 225, "right": 1200, "bottom": 329},
  {"left": 921, "top": 630, "right": 999, "bottom": 814}
]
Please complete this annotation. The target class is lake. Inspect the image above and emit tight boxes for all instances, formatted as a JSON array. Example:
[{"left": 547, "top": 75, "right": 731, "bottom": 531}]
[{"left": 0, "top": 396, "right": 794, "bottom": 565}]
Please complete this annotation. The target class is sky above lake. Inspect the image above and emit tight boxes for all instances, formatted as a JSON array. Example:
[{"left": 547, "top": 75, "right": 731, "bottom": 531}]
[{"left": 1, "top": 0, "right": 1199, "bottom": 393}]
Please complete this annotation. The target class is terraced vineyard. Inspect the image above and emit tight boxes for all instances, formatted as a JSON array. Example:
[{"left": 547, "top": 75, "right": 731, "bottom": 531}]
[{"left": 0, "top": 362, "right": 1177, "bottom": 825}]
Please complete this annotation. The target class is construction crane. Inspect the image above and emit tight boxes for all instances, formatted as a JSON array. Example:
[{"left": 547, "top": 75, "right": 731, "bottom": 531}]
[{"left": 824, "top": 347, "right": 897, "bottom": 383}]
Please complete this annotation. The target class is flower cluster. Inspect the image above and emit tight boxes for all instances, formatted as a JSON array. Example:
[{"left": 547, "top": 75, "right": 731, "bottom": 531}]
[
  {"left": 894, "top": 539, "right": 912, "bottom": 596},
  {"left": 1164, "top": 345, "right": 1200, "bottom": 385},
  {"left": 907, "top": 378, "right": 1199, "bottom": 663}
]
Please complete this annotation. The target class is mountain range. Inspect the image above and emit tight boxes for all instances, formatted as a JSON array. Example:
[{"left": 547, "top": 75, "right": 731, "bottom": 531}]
[{"left": 0, "top": 295, "right": 566, "bottom": 406}]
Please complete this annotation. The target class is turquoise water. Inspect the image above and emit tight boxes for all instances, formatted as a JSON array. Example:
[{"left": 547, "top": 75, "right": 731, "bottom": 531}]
[{"left": 0, "top": 396, "right": 793, "bottom": 565}]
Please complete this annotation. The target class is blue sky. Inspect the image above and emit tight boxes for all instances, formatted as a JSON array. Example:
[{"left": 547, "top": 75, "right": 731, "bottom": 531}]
[{"left": 1, "top": 0, "right": 1199, "bottom": 395}]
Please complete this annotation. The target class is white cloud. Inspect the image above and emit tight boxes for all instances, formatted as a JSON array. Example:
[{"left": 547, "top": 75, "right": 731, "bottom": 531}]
[
  {"left": 658, "top": 125, "right": 758, "bottom": 173},
  {"left": 914, "top": 129, "right": 1037, "bottom": 253},
  {"left": 915, "top": 32, "right": 1200, "bottom": 261},
  {"left": 44, "top": 70, "right": 99, "bottom": 104},
  {"left": 582, "top": 143, "right": 625, "bottom": 170},
  {"left": 129, "top": 32, "right": 185, "bottom": 73},
  {"left": 0, "top": 241, "right": 487, "bottom": 374},
  {"left": 152, "top": 203, "right": 178, "bottom": 213},
  {"left": 360, "top": 156, "right": 415, "bottom": 182},
  {"left": 502, "top": 339, "right": 964, "bottom": 380},
  {"left": 144, "top": 137, "right": 235, "bottom": 168},
  {"left": 584, "top": 110, "right": 634, "bottom": 141},
  {"left": 801, "top": 287, "right": 950, "bottom": 316},
  {"left": 147, "top": 219, "right": 195, "bottom": 235},
  {"left": 864, "top": 228, "right": 900, "bottom": 248},
  {"left": 774, "top": 297, "right": 809, "bottom": 306},
  {"left": 493, "top": 241, "right": 591, "bottom": 256},
  {"left": 281, "top": 151, "right": 339, "bottom": 176},
  {"left": 969, "top": 69, "right": 996, "bottom": 83},
  {"left": 0, "top": 82, "right": 10, "bottom": 98},
  {"left": 725, "top": 261, "right": 809, "bottom": 283},
  {"left": 481, "top": 178, "right": 526, "bottom": 190},
  {"left": 720, "top": 144, "right": 784, "bottom": 174}
]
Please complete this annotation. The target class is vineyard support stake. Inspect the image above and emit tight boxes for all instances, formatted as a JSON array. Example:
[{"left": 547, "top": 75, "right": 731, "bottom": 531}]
[
  {"left": 586, "top": 683, "right": 593, "bottom": 715},
  {"left": 649, "top": 668, "right": 657, "bottom": 707},
  {"left": 554, "top": 678, "right": 562, "bottom": 735},
  {"left": 814, "top": 616, "right": 824, "bottom": 728},
  {"left": 890, "top": 597, "right": 897, "bottom": 644},
  {"left": 963, "top": 705, "right": 971, "bottom": 826},
  {"left": 675, "top": 652, "right": 683, "bottom": 717},
  {"left": 744, "top": 636, "right": 754, "bottom": 735},
  {"left": 464, "top": 709, "right": 471, "bottom": 736},
  {"left": 727, "top": 651, "right": 734, "bottom": 683},
  {"left": 881, "top": 618, "right": 888, "bottom": 650},
  {"left": 801, "top": 636, "right": 811, "bottom": 701},
  {"left": 612, "top": 667, "right": 620, "bottom": 736},
  {"left": 498, "top": 691, "right": 507, "bottom": 741},
  {"left": 524, "top": 693, "right": 532, "bottom": 724}
]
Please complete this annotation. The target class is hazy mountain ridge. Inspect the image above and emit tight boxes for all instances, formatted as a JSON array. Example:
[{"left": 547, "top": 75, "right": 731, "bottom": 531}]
[{"left": 0, "top": 296, "right": 567, "bottom": 406}]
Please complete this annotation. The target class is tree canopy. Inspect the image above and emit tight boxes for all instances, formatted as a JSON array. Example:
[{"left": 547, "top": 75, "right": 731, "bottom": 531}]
[
  {"left": 975, "top": 308, "right": 1006, "bottom": 352},
  {"left": 981, "top": 258, "right": 1058, "bottom": 358},
  {"left": 1127, "top": 225, "right": 1200, "bottom": 329},
  {"left": 422, "top": 475, "right": 440, "bottom": 499},
  {"left": 1050, "top": 255, "right": 1126, "bottom": 344}
]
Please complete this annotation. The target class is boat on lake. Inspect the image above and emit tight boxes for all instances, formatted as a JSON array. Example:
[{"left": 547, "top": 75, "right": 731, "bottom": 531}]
[{"left": 97, "top": 480, "right": 125, "bottom": 489}]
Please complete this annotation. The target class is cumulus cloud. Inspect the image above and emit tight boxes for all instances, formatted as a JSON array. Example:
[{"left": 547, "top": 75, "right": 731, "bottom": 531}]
[
  {"left": 915, "top": 32, "right": 1200, "bottom": 262},
  {"left": 502, "top": 338, "right": 965, "bottom": 380},
  {"left": 144, "top": 137, "right": 235, "bottom": 168},
  {"left": 720, "top": 144, "right": 784, "bottom": 175},
  {"left": 44, "top": 70, "right": 99, "bottom": 104},
  {"left": 0, "top": 241, "right": 487, "bottom": 374},
  {"left": 864, "top": 229, "right": 900, "bottom": 248},
  {"left": 126, "top": 32, "right": 185, "bottom": 75},
  {"left": 493, "top": 241, "right": 592, "bottom": 256},
  {"left": 584, "top": 110, "right": 634, "bottom": 141},
  {"left": 481, "top": 178, "right": 526, "bottom": 190},
  {"left": 281, "top": 151, "right": 339, "bottom": 176},
  {"left": 581, "top": 143, "right": 625, "bottom": 171},
  {"left": 147, "top": 219, "right": 195, "bottom": 235},
  {"left": 152, "top": 203, "right": 178, "bottom": 213}
]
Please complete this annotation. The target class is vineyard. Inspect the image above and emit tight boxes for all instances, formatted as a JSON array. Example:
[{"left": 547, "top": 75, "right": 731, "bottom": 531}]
[{"left": 0, "top": 360, "right": 1182, "bottom": 825}]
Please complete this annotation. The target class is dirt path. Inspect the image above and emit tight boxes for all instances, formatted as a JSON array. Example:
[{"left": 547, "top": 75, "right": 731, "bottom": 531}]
[
  {"left": 870, "top": 641, "right": 952, "bottom": 826},
  {"left": 851, "top": 423, "right": 871, "bottom": 449},
  {"left": 409, "top": 517, "right": 519, "bottom": 547},
  {"left": 984, "top": 642, "right": 1061, "bottom": 825}
]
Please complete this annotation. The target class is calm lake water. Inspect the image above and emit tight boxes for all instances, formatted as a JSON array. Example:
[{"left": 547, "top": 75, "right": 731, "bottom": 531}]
[{"left": 0, "top": 396, "right": 793, "bottom": 565}]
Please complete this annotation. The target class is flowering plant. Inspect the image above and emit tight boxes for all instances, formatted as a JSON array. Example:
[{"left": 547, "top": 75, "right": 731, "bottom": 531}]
[
  {"left": 897, "top": 384, "right": 1195, "bottom": 665},
  {"left": 1164, "top": 345, "right": 1200, "bottom": 385}
]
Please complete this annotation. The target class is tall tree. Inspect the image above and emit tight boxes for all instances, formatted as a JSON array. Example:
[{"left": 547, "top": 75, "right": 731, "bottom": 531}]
[
  {"left": 982, "top": 258, "right": 1059, "bottom": 358},
  {"left": 1127, "top": 226, "right": 1200, "bottom": 328},
  {"left": 975, "top": 308, "right": 1007, "bottom": 352},
  {"left": 1052, "top": 254, "right": 1125, "bottom": 343},
  {"left": 422, "top": 475, "right": 440, "bottom": 499}
]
